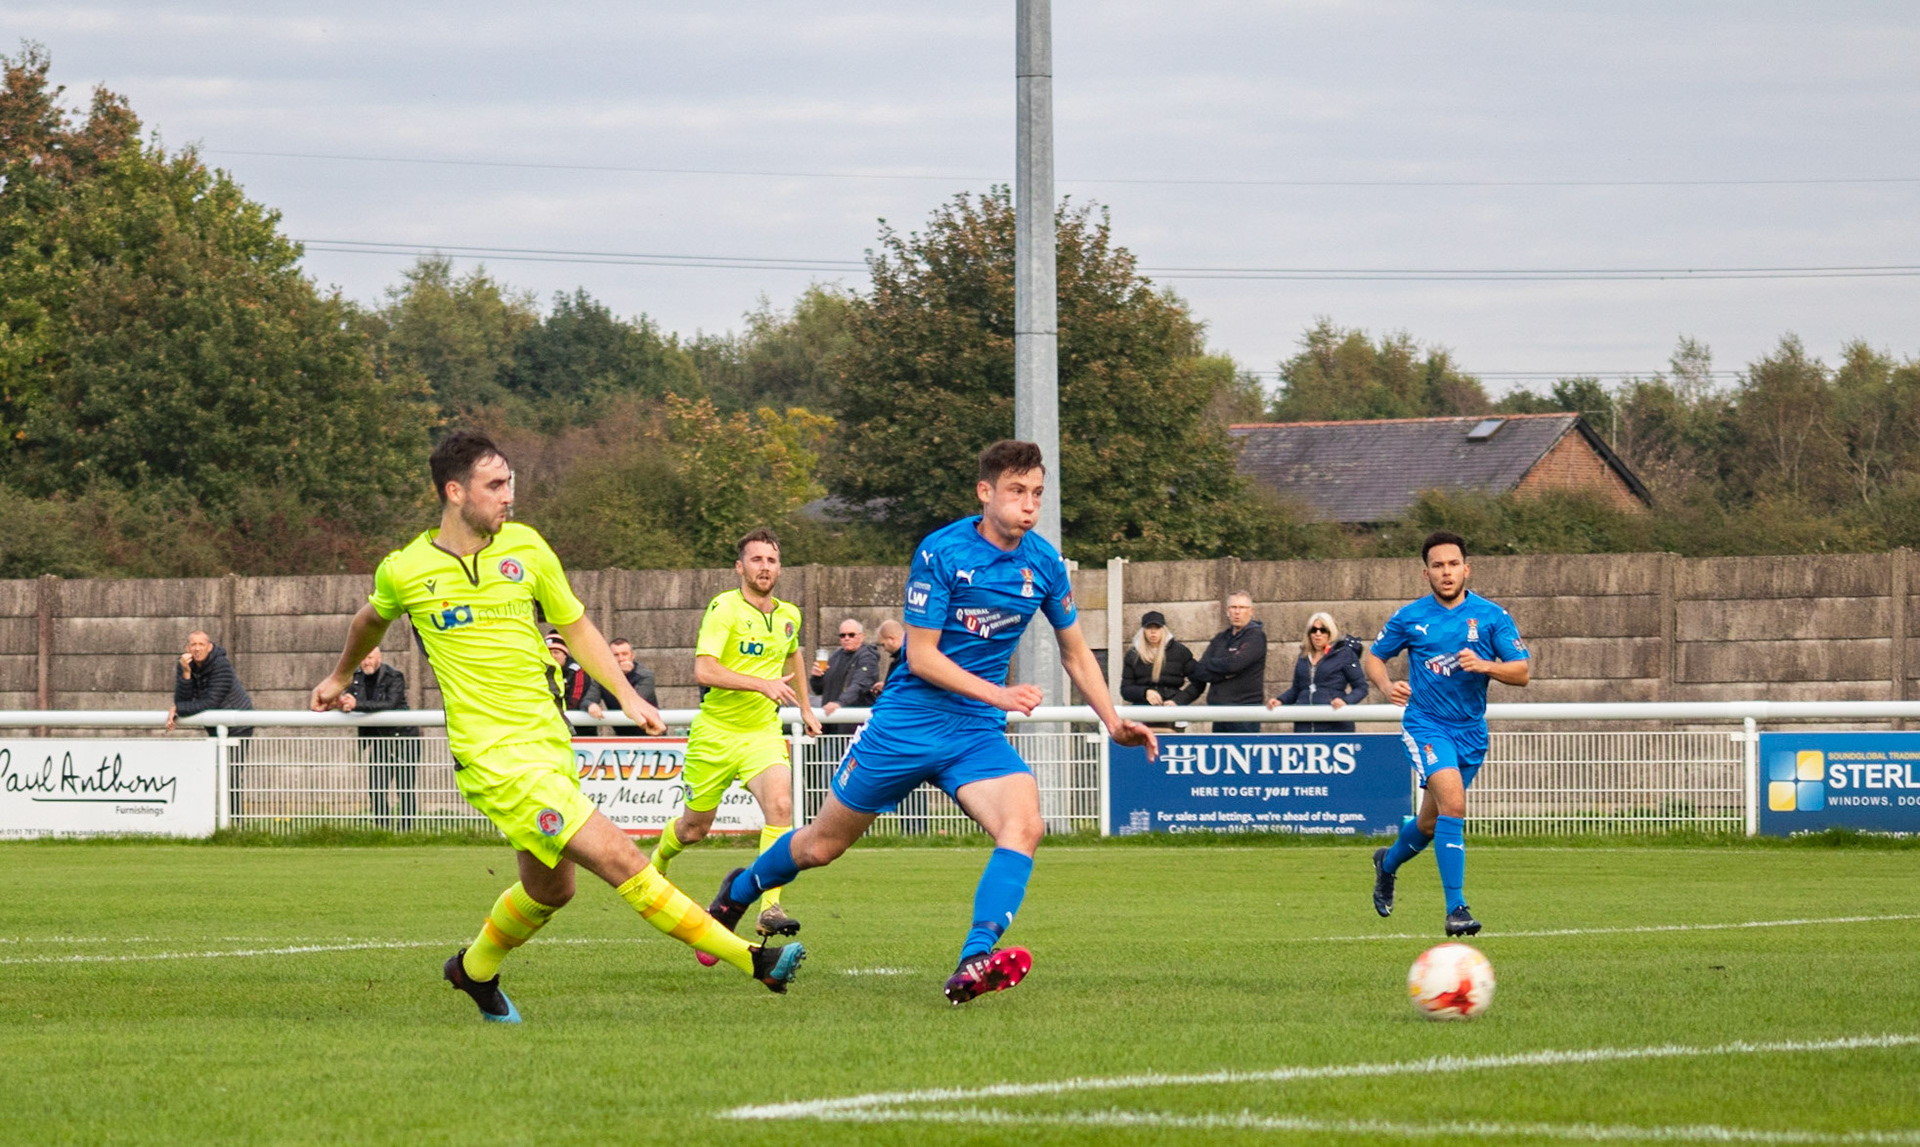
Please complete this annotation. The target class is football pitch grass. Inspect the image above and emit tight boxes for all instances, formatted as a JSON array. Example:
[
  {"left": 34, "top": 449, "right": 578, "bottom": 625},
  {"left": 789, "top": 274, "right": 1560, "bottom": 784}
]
[{"left": 3, "top": 837, "right": 1917, "bottom": 1145}]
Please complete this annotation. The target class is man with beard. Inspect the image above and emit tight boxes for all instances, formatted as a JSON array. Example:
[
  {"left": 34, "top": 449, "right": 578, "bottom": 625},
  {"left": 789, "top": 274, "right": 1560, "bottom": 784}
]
[
  {"left": 310, "top": 431, "right": 805, "bottom": 1022},
  {"left": 651, "top": 528, "right": 822, "bottom": 952}
]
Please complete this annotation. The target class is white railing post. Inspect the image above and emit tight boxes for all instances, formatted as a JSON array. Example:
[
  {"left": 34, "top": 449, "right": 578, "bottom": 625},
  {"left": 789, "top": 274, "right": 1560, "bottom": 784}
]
[
  {"left": 1097, "top": 732, "right": 1111, "bottom": 836},
  {"left": 214, "top": 724, "right": 231, "bottom": 831},
  {"left": 789, "top": 721, "right": 808, "bottom": 829},
  {"left": 1743, "top": 716, "right": 1760, "bottom": 837}
]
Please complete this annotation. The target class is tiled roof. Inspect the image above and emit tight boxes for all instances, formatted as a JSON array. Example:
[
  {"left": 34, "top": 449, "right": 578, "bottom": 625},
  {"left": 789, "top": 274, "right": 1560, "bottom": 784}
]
[{"left": 1228, "top": 414, "right": 1625, "bottom": 523}]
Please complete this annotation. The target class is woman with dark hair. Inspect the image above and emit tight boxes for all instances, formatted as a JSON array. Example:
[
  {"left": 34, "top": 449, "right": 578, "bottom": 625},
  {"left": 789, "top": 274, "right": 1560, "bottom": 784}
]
[{"left": 1268, "top": 611, "right": 1368, "bottom": 733}]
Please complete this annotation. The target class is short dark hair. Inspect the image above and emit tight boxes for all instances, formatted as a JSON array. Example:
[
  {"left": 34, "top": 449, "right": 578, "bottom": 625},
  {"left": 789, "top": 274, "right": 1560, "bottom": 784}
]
[
  {"left": 978, "top": 439, "right": 1046, "bottom": 486},
  {"left": 430, "top": 430, "right": 507, "bottom": 503},
  {"left": 737, "top": 527, "right": 781, "bottom": 561},
  {"left": 610, "top": 637, "right": 632, "bottom": 649},
  {"left": 1421, "top": 530, "right": 1468, "bottom": 564}
]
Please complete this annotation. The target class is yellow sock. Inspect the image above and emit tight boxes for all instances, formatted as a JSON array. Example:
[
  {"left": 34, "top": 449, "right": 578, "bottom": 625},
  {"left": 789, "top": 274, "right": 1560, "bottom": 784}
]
[
  {"left": 757, "top": 824, "right": 791, "bottom": 908},
  {"left": 461, "top": 882, "right": 559, "bottom": 981},
  {"left": 651, "top": 820, "right": 687, "bottom": 873},
  {"left": 615, "top": 865, "right": 753, "bottom": 975}
]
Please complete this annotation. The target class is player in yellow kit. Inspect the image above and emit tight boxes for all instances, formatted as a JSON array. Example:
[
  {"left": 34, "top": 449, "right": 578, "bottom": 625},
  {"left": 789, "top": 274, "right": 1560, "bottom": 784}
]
[
  {"left": 309, "top": 431, "right": 804, "bottom": 1022},
  {"left": 652, "top": 527, "right": 822, "bottom": 955}
]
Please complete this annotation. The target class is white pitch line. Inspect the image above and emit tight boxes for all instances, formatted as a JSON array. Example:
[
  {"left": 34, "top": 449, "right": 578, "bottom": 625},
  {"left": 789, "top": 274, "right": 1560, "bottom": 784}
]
[
  {"left": 777, "top": 1108, "right": 1920, "bottom": 1144},
  {"left": 0, "top": 936, "right": 636, "bottom": 967},
  {"left": 723, "top": 1033, "right": 1920, "bottom": 1123},
  {"left": 1294, "top": 913, "right": 1920, "bottom": 943}
]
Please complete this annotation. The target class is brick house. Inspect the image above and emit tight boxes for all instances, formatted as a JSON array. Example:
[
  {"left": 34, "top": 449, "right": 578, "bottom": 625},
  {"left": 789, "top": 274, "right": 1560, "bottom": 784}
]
[{"left": 1228, "top": 413, "right": 1651, "bottom": 524}]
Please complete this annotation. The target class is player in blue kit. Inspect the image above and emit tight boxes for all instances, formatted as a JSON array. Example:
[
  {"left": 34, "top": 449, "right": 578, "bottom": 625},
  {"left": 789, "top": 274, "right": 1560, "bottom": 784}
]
[
  {"left": 706, "top": 440, "right": 1159, "bottom": 1004},
  {"left": 1363, "top": 530, "right": 1530, "bottom": 936}
]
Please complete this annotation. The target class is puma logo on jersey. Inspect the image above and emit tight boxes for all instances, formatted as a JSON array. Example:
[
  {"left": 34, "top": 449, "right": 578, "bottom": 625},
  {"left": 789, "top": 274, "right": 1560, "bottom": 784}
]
[
  {"left": 1413, "top": 623, "right": 1430, "bottom": 635},
  {"left": 955, "top": 569, "right": 976, "bottom": 584}
]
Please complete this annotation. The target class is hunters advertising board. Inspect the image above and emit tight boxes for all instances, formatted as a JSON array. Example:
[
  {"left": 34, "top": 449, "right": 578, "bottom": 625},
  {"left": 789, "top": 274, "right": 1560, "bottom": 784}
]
[
  {"left": 0, "top": 740, "right": 217, "bottom": 838},
  {"left": 1757, "top": 731, "right": 1920, "bottom": 835},
  {"left": 1108, "top": 733, "right": 1411, "bottom": 836},
  {"left": 573, "top": 737, "right": 766, "bottom": 835}
]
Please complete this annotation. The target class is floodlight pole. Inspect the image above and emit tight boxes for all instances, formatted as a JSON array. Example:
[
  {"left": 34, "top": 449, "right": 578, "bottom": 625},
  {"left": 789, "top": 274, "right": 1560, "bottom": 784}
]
[{"left": 1014, "top": 0, "right": 1064, "bottom": 711}]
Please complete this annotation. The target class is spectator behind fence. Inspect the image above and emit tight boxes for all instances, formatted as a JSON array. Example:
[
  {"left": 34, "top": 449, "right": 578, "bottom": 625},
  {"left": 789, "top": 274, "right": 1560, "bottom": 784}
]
[
  {"left": 812, "top": 618, "right": 882, "bottom": 715},
  {"left": 166, "top": 630, "right": 254, "bottom": 815},
  {"left": 871, "top": 619, "right": 906, "bottom": 699},
  {"left": 1267, "top": 611, "right": 1369, "bottom": 733},
  {"left": 587, "top": 638, "right": 659, "bottom": 735},
  {"left": 342, "top": 646, "right": 423, "bottom": 830},
  {"left": 1121, "top": 611, "right": 1201, "bottom": 728},
  {"left": 546, "top": 631, "right": 595, "bottom": 727},
  {"left": 1190, "top": 592, "right": 1268, "bottom": 733}
]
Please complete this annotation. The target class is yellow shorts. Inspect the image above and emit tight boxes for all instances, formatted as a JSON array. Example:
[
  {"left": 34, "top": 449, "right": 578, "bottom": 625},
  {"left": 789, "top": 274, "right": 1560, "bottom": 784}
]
[
  {"left": 455, "top": 736, "right": 596, "bottom": 868},
  {"left": 683, "top": 719, "right": 790, "bottom": 814}
]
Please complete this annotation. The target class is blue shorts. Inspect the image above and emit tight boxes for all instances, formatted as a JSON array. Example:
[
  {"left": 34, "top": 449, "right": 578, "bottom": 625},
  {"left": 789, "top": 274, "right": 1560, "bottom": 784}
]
[
  {"left": 1400, "top": 727, "right": 1484, "bottom": 790},
  {"left": 830, "top": 707, "right": 1029, "bottom": 814}
]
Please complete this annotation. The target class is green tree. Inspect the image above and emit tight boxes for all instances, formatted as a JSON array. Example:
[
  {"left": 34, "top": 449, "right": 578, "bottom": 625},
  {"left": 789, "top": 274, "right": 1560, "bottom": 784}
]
[
  {"left": 377, "top": 255, "right": 537, "bottom": 421},
  {"left": 0, "top": 45, "right": 428, "bottom": 543},
  {"left": 504, "top": 288, "right": 702, "bottom": 427},
  {"left": 1268, "top": 319, "right": 1490, "bottom": 422},
  {"left": 690, "top": 285, "right": 856, "bottom": 414},
  {"left": 824, "top": 188, "right": 1291, "bottom": 560}
]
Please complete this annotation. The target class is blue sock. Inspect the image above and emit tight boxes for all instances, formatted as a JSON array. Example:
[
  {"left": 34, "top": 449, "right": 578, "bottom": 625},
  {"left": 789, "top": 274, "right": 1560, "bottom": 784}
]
[
  {"left": 961, "top": 848, "right": 1034, "bottom": 961},
  {"left": 1434, "top": 815, "right": 1467, "bottom": 912},
  {"left": 728, "top": 830, "right": 799, "bottom": 904},
  {"left": 1381, "top": 815, "right": 1431, "bottom": 874}
]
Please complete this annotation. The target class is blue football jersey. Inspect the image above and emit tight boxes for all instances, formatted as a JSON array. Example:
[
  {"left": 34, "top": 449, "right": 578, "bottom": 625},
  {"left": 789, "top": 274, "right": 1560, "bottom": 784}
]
[
  {"left": 882, "top": 516, "right": 1078, "bottom": 721},
  {"left": 1370, "top": 590, "right": 1528, "bottom": 752}
]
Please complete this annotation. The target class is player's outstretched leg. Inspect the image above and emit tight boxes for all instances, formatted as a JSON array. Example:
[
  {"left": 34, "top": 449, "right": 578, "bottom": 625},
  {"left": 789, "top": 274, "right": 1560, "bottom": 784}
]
[
  {"left": 443, "top": 877, "right": 561, "bottom": 1022},
  {"left": 1435, "top": 814, "right": 1478, "bottom": 935},
  {"left": 650, "top": 819, "right": 688, "bottom": 874},
  {"left": 754, "top": 821, "right": 800, "bottom": 937},
  {"left": 945, "top": 847, "right": 1037, "bottom": 1005},
  {"left": 1373, "top": 816, "right": 1431, "bottom": 916}
]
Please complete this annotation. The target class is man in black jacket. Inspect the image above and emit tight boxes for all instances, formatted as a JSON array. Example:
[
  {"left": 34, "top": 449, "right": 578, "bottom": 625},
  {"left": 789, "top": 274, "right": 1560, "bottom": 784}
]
[
  {"left": 1190, "top": 593, "right": 1268, "bottom": 733},
  {"left": 811, "top": 618, "right": 882, "bottom": 715},
  {"left": 586, "top": 639, "right": 660, "bottom": 735},
  {"left": 342, "top": 646, "right": 422, "bottom": 830},
  {"left": 546, "top": 631, "right": 595, "bottom": 725},
  {"left": 166, "top": 630, "right": 255, "bottom": 816}
]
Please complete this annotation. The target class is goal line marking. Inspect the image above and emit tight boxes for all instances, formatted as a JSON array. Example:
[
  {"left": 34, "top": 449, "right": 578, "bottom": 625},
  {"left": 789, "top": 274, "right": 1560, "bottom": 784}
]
[
  {"left": 722, "top": 1032, "right": 1920, "bottom": 1134},
  {"left": 1296, "top": 913, "right": 1920, "bottom": 943}
]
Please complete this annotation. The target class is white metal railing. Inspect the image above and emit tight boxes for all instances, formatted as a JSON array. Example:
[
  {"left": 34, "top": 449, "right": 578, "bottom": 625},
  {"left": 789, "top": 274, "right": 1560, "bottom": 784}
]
[{"left": 8, "top": 702, "right": 1920, "bottom": 838}]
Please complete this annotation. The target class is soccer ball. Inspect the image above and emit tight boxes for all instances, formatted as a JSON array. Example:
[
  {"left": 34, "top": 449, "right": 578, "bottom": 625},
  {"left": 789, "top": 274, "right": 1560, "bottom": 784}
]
[{"left": 1407, "top": 942, "right": 1495, "bottom": 1020}]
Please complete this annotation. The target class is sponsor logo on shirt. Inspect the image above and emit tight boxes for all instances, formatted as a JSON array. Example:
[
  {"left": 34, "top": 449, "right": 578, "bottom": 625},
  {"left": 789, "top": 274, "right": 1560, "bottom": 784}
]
[
  {"left": 956, "top": 607, "right": 1025, "bottom": 638},
  {"left": 429, "top": 603, "right": 476, "bottom": 631},
  {"left": 906, "top": 580, "right": 932, "bottom": 611},
  {"left": 738, "top": 640, "right": 769, "bottom": 656},
  {"left": 499, "top": 558, "right": 525, "bottom": 583},
  {"left": 1413, "top": 623, "right": 1430, "bottom": 635},
  {"left": 955, "top": 569, "right": 976, "bottom": 585},
  {"left": 1422, "top": 652, "right": 1462, "bottom": 677}
]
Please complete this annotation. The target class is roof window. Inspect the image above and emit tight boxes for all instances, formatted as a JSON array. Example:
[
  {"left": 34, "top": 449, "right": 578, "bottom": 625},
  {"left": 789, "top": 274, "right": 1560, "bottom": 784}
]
[{"left": 1466, "top": 418, "right": 1505, "bottom": 441}]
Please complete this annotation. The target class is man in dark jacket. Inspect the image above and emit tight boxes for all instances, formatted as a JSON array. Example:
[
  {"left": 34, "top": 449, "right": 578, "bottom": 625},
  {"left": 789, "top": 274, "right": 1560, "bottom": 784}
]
[
  {"left": 166, "top": 630, "right": 254, "bottom": 816},
  {"left": 586, "top": 638, "right": 660, "bottom": 735},
  {"left": 1189, "top": 593, "right": 1268, "bottom": 733},
  {"left": 811, "top": 618, "right": 882, "bottom": 715},
  {"left": 343, "top": 646, "right": 422, "bottom": 830}
]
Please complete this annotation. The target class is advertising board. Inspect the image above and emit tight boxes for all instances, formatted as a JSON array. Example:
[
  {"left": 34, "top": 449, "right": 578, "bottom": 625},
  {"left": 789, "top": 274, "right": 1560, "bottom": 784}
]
[
  {"left": 1108, "top": 733, "right": 1411, "bottom": 836},
  {"left": 573, "top": 737, "right": 767, "bottom": 835},
  {"left": 0, "top": 739, "right": 217, "bottom": 838},
  {"left": 1757, "top": 731, "right": 1920, "bottom": 835}
]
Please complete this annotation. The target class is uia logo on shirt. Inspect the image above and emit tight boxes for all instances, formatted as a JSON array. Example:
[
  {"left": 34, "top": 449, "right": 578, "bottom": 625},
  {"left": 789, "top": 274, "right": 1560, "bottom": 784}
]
[{"left": 1767, "top": 750, "right": 1827, "bottom": 812}]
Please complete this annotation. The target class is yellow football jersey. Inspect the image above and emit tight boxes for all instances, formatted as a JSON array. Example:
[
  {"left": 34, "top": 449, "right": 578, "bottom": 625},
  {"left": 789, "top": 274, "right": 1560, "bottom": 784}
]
[{"left": 692, "top": 589, "right": 802, "bottom": 733}]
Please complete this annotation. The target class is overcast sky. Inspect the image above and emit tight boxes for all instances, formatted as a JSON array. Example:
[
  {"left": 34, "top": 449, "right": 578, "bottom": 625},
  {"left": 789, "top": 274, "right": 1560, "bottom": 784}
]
[{"left": 10, "top": 1, "right": 1918, "bottom": 395}]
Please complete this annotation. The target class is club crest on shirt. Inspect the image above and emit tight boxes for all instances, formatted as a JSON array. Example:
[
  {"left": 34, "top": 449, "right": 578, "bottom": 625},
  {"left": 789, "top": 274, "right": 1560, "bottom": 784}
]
[
  {"left": 784, "top": 620, "right": 795, "bottom": 638},
  {"left": 1020, "top": 567, "right": 1035, "bottom": 597},
  {"left": 499, "top": 558, "right": 525, "bottom": 583},
  {"left": 1467, "top": 617, "right": 1479, "bottom": 642},
  {"left": 536, "top": 807, "right": 564, "bottom": 836}
]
